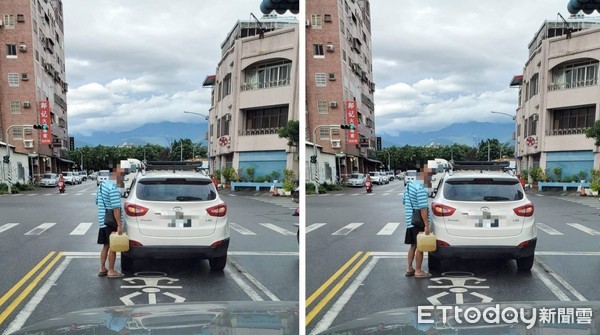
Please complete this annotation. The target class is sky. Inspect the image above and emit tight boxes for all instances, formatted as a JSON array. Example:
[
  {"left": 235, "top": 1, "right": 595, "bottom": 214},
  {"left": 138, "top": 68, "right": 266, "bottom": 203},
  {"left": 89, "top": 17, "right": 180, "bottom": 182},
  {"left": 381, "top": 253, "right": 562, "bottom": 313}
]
[
  {"left": 62, "top": 0, "right": 296, "bottom": 139},
  {"left": 369, "top": 0, "right": 600, "bottom": 136}
]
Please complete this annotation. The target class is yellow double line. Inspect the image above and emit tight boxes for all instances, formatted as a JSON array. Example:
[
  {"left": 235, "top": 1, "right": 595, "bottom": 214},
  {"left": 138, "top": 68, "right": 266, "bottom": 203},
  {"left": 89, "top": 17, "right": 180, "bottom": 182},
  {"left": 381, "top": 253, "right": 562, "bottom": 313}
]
[
  {"left": 306, "top": 251, "right": 371, "bottom": 326},
  {"left": 0, "top": 251, "right": 63, "bottom": 325}
]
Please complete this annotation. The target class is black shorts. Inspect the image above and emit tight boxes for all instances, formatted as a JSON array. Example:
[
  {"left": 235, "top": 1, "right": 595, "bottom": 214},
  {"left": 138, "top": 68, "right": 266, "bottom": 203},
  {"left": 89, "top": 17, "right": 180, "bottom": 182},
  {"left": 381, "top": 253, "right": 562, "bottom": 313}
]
[
  {"left": 97, "top": 226, "right": 117, "bottom": 245},
  {"left": 404, "top": 226, "right": 424, "bottom": 245}
]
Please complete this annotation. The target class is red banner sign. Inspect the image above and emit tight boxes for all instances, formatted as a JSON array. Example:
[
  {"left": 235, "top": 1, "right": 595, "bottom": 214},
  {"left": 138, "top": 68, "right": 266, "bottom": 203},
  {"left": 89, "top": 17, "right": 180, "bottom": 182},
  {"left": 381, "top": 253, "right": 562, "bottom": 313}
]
[
  {"left": 345, "top": 101, "right": 358, "bottom": 145},
  {"left": 38, "top": 101, "right": 52, "bottom": 144}
]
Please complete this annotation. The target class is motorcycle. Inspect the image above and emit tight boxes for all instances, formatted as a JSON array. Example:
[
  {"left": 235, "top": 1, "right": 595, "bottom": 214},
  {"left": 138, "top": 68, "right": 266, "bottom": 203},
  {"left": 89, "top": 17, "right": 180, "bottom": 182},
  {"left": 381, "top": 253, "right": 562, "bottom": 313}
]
[
  {"left": 58, "top": 181, "right": 65, "bottom": 193},
  {"left": 365, "top": 180, "right": 373, "bottom": 193}
]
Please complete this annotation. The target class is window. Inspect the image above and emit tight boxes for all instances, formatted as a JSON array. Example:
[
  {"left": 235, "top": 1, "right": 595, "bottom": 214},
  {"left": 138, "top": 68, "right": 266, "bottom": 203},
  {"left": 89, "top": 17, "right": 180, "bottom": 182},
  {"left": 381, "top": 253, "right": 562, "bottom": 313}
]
[
  {"left": 324, "top": 14, "right": 332, "bottom": 22},
  {"left": 8, "top": 73, "right": 19, "bottom": 86},
  {"left": 2, "top": 15, "right": 15, "bottom": 28},
  {"left": 553, "top": 106, "right": 595, "bottom": 131},
  {"left": 319, "top": 127, "right": 331, "bottom": 139},
  {"left": 315, "top": 73, "right": 326, "bottom": 87},
  {"left": 529, "top": 74, "right": 539, "bottom": 97},
  {"left": 310, "top": 14, "right": 322, "bottom": 28},
  {"left": 12, "top": 127, "right": 23, "bottom": 140},
  {"left": 550, "top": 60, "right": 598, "bottom": 91},
  {"left": 317, "top": 101, "right": 328, "bottom": 114},
  {"left": 342, "top": 50, "right": 346, "bottom": 63},
  {"left": 6, "top": 44, "right": 17, "bottom": 57},
  {"left": 443, "top": 179, "right": 523, "bottom": 202},
  {"left": 313, "top": 44, "right": 324, "bottom": 57},
  {"left": 221, "top": 74, "right": 231, "bottom": 99},
  {"left": 136, "top": 178, "right": 216, "bottom": 202},
  {"left": 10, "top": 101, "right": 21, "bottom": 114},
  {"left": 243, "top": 60, "right": 291, "bottom": 90},
  {"left": 221, "top": 115, "right": 230, "bottom": 136},
  {"left": 245, "top": 106, "right": 289, "bottom": 131}
]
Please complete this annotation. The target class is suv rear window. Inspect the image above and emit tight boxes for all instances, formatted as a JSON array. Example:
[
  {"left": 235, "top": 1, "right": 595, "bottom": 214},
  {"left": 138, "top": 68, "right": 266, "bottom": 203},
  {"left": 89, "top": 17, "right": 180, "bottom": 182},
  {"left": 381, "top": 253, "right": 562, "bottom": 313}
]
[
  {"left": 350, "top": 174, "right": 363, "bottom": 179},
  {"left": 136, "top": 178, "right": 217, "bottom": 202},
  {"left": 99, "top": 171, "right": 110, "bottom": 177},
  {"left": 443, "top": 179, "right": 523, "bottom": 201}
]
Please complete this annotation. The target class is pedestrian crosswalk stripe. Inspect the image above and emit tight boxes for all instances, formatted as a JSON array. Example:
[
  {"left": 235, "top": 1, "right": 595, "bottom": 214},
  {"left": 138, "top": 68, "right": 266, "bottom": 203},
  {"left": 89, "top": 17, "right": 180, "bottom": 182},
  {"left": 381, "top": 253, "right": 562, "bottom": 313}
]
[
  {"left": 26, "top": 194, "right": 37, "bottom": 197},
  {"left": 306, "top": 223, "right": 326, "bottom": 233},
  {"left": 259, "top": 223, "right": 296, "bottom": 236},
  {"left": 230, "top": 223, "right": 256, "bottom": 235},
  {"left": 332, "top": 222, "right": 363, "bottom": 235},
  {"left": 70, "top": 222, "right": 94, "bottom": 235},
  {"left": 536, "top": 223, "right": 564, "bottom": 235},
  {"left": 0, "top": 223, "right": 19, "bottom": 234},
  {"left": 377, "top": 222, "right": 401, "bottom": 235},
  {"left": 25, "top": 223, "right": 56, "bottom": 235},
  {"left": 566, "top": 223, "right": 600, "bottom": 235}
]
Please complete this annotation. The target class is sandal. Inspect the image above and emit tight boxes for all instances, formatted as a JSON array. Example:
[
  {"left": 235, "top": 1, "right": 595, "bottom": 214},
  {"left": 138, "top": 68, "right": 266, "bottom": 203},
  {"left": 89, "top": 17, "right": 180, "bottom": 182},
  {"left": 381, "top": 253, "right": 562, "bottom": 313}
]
[
  {"left": 108, "top": 272, "right": 124, "bottom": 279},
  {"left": 97, "top": 271, "right": 108, "bottom": 277},
  {"left": 404, "top": 270, "right": 415, "bottom": 277},
  {"left": 415, "top": 272, "right": 432, "bottom": 279}
]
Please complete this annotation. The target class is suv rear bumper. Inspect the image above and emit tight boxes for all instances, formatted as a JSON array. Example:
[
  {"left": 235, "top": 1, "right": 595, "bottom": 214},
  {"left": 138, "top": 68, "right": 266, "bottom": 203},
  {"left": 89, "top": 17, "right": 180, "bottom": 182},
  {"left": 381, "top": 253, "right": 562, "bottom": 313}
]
[
  {"left": 124, "top": 238, "right": 230, "bottom": 260},
  {"left": 431, "top": 238, "right": 536, "bottom": 260}
]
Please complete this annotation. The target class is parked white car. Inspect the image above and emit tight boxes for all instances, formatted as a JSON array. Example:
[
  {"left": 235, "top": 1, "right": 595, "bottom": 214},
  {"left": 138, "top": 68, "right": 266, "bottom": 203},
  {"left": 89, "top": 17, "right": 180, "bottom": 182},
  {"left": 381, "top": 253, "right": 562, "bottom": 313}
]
[
  {"left": 347, "top": 173, "right": 366, "bottom": 187},
  {"left": 40, "top": 173, "right": 59, "bottom": 187},
  {"left": 428, "top": 161, "right": 536, "bottom": 272}
]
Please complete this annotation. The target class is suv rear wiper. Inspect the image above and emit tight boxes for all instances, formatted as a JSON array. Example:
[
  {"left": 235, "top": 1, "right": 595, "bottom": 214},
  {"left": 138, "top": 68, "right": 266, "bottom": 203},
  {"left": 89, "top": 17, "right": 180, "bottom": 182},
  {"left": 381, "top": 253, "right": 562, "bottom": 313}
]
[
  {"left": 176, "top": 196, "right": 203, "bottom": 201},
  {"left": 483, "top": 196, "right": 510, "bottom": 201}
]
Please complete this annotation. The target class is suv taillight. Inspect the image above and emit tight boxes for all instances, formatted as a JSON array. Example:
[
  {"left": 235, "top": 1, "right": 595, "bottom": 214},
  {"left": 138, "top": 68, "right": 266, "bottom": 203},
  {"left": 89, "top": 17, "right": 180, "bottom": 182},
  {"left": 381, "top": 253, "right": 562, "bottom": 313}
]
[
  {"left": 124, "top": 202, "right": 149, "bottom": 217},
  {"left": 207, "top": 203, "right": 227, "bottom": 217},
  {"left": 432, "top": 202, "right": 456, "bottom": 217},
  {"left": 513, "top": 203, "right": 534, "bottom": 217}
]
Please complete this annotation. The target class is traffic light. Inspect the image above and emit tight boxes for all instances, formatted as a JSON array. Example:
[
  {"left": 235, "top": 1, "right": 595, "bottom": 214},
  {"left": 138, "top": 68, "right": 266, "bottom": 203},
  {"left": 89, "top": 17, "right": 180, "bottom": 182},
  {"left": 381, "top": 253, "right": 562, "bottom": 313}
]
[
  {"left": 3, "top": 155, "right": 9, "bottom": 164},
  {"left": 568, "top": 0, "right": 600, "bottom": 14},
  {"left": 310, "top": 155, "right": 317, "bottom": 164},
  {"left": 340, "top": 124, "right": 356, "bottom": 130},
  {"left": 33, "top": 124, "right": 48, "bottom": 130}
]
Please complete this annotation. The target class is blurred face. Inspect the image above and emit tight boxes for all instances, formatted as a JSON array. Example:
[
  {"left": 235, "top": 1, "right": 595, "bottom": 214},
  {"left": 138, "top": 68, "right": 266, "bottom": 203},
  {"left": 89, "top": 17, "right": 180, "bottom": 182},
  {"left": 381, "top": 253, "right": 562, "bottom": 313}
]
[
  {"left": 417, "top": 164, "right": 433, "bottom": 188},
  {"left": 111, "top": 165, "right": 125, "bottom": 188}
]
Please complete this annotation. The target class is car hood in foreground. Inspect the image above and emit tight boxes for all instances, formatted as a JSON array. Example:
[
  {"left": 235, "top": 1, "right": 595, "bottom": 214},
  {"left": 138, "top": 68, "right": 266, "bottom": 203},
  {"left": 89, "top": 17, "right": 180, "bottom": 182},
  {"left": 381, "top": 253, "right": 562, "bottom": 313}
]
[
  {"left": 10, "top": 301, "right": 298, "bottom": 335},
  {"left": 317, "top": 301, "right": 599, "bottom": 334}
]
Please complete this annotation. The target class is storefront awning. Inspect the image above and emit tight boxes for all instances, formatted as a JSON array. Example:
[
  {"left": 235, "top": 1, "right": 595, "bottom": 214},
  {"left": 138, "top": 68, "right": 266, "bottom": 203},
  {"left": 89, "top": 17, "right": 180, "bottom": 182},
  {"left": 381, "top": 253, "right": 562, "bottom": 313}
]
[
  {"left": 57, "top": 157, "right": 76, "bottom": 165},
  {"left": 364, "top": 157, "right": 382, "bottom": 164},
  {"left": 510, "top": 75, "right": 523, "bottom": 87}
]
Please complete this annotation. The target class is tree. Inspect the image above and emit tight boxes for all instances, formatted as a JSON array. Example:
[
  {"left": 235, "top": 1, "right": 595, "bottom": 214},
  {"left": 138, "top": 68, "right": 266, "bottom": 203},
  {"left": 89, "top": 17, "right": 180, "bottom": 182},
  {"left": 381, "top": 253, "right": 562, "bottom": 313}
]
[
  {"left": 585, "top": 120, "right": 600, "bottom": 146},
  {"left": 278, "top": 120, "right": 299, "bottom": 147}
]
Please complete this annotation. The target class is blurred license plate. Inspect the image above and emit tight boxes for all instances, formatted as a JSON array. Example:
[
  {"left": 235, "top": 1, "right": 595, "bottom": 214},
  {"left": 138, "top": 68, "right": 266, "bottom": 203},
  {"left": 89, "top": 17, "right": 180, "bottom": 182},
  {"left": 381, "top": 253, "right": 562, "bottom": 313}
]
[
  {"left": 168, "top": 219, "right": 192, "bottom": 228},
  {"left": 475, "top": 219, "right": 499, "bottom": 228}
]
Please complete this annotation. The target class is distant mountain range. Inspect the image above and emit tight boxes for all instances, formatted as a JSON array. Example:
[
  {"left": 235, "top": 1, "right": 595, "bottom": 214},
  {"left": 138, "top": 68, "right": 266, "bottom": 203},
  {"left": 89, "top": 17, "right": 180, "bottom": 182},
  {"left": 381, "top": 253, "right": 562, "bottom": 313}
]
[{"left": 71, "top": 120, "right": 513, "bottom": 148}]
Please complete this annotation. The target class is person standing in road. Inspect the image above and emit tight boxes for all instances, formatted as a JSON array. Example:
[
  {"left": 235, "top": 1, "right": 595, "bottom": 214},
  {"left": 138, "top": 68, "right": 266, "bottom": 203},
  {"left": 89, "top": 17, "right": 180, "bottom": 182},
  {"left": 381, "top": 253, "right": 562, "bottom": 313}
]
[
  {"left": 96, "top": 165, "right": 125, "bottom": 278},
  {"left": 402, "top": 162, "right": 432, "bottom": 279}
]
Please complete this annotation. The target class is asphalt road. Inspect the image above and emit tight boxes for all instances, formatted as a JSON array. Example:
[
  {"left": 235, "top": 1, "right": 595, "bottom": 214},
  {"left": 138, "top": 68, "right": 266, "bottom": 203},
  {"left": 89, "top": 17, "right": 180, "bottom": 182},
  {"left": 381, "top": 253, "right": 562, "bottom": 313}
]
[
  {"left": 306, "top": 180, "right": 600, "bottom": 334},
  {"left": 0, "top": 182, "right": 299, "bottom": 334}
]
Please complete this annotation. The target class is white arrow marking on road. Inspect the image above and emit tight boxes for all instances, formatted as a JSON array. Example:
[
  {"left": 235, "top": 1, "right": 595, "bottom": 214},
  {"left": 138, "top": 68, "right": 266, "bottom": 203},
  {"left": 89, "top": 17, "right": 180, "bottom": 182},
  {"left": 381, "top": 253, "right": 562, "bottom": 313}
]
[
  {"left": 25, "top": 222, "right": 56, "bottom": 235},
  {"left": 230, "top": 223, "right": 257, "bottom": 235},
  {"left": 536, "top": 223, "right": 564, "bottom": 235},
  {"left": 332, "top": 223, "right": 363, "bottom": 235},
  {"left": 471, "top": 292, "right": 494, "bottom": 303},
  {"left": 566, "top": 223, "right": 600, "bottom": 235},
  {"left": 377, "top": 222, "right": 401, "bottom": 235},
  {"left": 163, "top": 292, "right": 186, "bottom": 303},
  {"left": 0, "top": 223, "right": 19, "bottom": 234},
  {"left": 259, "top": 223, "right": 296, "bottom": 235},
  {"left": 427, "top": 291, "right": 449, "bottom": 305},
  {"left": 70, "top": 222, "right": 94, "bottom": 235},
  {"left": 120, "top": 291, "right": 142, "bottom": 306},
  {"left": 306, "top": 223, "right": 327, "bottom": 233}
]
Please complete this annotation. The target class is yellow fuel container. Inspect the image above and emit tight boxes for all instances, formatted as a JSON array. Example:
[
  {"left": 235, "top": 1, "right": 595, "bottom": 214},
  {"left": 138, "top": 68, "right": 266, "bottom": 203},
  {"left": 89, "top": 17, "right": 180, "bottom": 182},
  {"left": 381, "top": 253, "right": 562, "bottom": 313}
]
[
  {"left": 417, "top": 232, "right": 437, "bottom": 252},
  {"left": 110, "top": 233, "right": 130, "bottom": 252}
]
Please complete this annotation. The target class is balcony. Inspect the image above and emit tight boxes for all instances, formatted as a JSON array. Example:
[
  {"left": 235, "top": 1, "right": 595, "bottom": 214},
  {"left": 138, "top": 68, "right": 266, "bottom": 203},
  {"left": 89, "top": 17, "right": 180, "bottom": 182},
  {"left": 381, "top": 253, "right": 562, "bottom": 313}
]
[
  {"left": 545, "top": 128, "right": 587, "bottom": 136},
  {"left": 240, "top": 78, "right": 290, "bottom": 91},
  {"left": 547, "top": 78, "right": 598, "bottom": 91},
  {"left": 238, "top": 128, "right": 282, "bottom": 136}
]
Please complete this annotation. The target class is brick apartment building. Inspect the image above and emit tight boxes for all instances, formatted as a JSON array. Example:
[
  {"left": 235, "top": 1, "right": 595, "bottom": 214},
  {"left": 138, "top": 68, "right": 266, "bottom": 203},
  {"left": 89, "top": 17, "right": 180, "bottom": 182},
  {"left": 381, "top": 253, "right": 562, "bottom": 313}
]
[
  {"left": 306, "top": 0, "right": 378, "bottom": 183},
  {"left": 1, "top": 0, "right": 71, "bottom": 183}
]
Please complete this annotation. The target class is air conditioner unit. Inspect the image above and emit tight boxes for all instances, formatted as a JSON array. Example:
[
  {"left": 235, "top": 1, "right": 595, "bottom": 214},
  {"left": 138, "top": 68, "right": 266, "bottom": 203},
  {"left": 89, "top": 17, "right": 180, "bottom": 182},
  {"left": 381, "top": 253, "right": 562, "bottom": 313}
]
[
  {"left": 225, "top": 114, "right": 231, "bottom": 122},
  {"left": 23, "top": 101, "right": 31, "bottom": 108},
  {"left": 305, "top": 20, "right": 311, "bottom": 27},
  {"left": 326, "top": 44, "right": 334, "bottom": 52},
  {"left": 19, "top": 44, "right": 27, "bottom": 52},
  {"left": 17, "top": 15, "right": 25, "bottom": 22},
  {"left": 23, "top": 140, "right": 34, "bottom": 148},
  {"left": 21, "top": 73, "right": 29, "bottom": 81},
  {"left": 330, "top": 101, "right": 338, "bottom": 108},
  {"left": 331, "top": 140, "right": 341, "bottom": 148},
  {"left": 328, "top": 73, "right": 336, "bottom": 81}
]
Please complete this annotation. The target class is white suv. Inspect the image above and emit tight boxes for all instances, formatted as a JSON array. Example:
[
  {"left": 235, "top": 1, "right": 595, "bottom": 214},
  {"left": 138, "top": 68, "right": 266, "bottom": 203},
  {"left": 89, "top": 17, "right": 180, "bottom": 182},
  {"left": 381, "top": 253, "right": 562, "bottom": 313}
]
[
  {"left": 428, "top": 161, "right": 536, "bottom": 272},
  {"left": 122, "top": 164, "right": 229, "bottom": 271}
]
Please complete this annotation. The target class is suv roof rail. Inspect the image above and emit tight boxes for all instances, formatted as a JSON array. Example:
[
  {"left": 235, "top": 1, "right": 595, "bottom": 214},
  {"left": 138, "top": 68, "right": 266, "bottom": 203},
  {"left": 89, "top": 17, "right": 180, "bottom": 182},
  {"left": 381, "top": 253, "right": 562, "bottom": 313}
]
[
  {"left": 449, "top": 160, "right": 511, "bottom": 172},
  {"left": 144, "top": 161, "right": 206, "bottom": 173}
]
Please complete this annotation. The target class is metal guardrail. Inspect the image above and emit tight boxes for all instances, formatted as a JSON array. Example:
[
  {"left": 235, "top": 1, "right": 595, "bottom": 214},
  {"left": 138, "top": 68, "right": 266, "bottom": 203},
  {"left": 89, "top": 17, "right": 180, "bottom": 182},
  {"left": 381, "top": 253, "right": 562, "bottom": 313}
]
[
  {"left": 545, "top": 128, "right": 587, "bottom": 136},
  {"left": 240, "top": 79, "right": 291, "bottom": 91},
  {"left": 238, "top": 128, "right": 281, "bottom": 136},
  {"left": 547, "top": 79, "right": 598, "bottom": 91}
]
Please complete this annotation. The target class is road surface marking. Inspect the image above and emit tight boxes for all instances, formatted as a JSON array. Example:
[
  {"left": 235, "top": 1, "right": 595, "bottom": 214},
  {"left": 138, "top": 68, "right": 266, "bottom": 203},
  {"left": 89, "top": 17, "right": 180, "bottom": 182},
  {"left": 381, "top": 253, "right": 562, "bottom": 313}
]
[
  {"left": 259, "top": 223, "right": 296, "bottom": 235},
  {"left": 306, "top": 223, "right": 327, "bottom": 233},
  {"left": 536, "top": 223, "right": 564, "bottom": 235},
  {"left": 2, "top": 256, "right": 71, "bottom": 335},
  {"left": 229, "top": 258, "right": 280, "bottom": 301},
  {"left": 532, "top": 264, "right": 571, "bottom": 301},
  {"left": 224, "top": 265, "right": 264, "bottom": 301},
  {"left": 334, "top": 194, "right": 343, "bottom": 196},
  {"left": 24, "top": 223, "right": 56, "bottom": 236},
  {"left": 0, "top": 252, "right": 62, "bottom": 325},
  {"left": 332, "top": 223, "right": 363, "bottom": 235},
  {"left": 309, "top": 255, "right": 378, "bottom": 335},
  {"left": 0, "top": 223, "right": 19, "bottom": 234},
  {"left": 306, "top": 252, "right": 363, "bottom": 308},
  {"left": 536, "top": 258, "right": 587, "bottom": 301},
  {"left": 26, "top": 194, "right": 37, "bottom": 197},
  {"left": 566, "top": 223, "right": 600, "bottom": 235},
  {"left": 306, "top": 252, "right": 371, "bottom": 326},
  {"left": 230, "top": 223, "right": 257, "bottom": 235},
  {"left": 0, "top": 252, "right": 55, "bottom": 311},
  {"left": 377, "top": 222, "right": 401, "bottom": 235},
  {"left": 75, "top": 193, "right": 83, "bottom": 196},
  {"left": 10, "top": 194, "right": 23, "bottom": 197},
  {"left": 69, "top": 222, "right": 94, "bottom": 235}
]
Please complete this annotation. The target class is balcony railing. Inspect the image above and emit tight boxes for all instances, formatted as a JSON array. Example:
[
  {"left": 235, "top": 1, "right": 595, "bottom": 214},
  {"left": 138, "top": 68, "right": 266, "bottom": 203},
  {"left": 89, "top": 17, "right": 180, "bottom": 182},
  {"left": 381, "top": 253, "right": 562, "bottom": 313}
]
[
  {"left": 547, "top": 78, "right": 598, "bottom": 91},
  {"left": 545, "top": 128, "right": 587, "bottom": 136},
  {"left": 238, "top": 128, "right": 281, "bottom": 136},
  {"left": 240, "top": 79, "right": 291, "bottom": 91}
]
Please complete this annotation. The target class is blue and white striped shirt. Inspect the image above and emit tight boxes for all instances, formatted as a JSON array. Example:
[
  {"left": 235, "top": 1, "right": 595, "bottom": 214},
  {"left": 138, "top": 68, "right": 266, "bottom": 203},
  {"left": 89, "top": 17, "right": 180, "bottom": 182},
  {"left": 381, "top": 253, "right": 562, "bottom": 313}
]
[
  {"left": 95, "top": 181, "right": 124, "bottom": 228},
  {"left": 402, "top": 180, "right": 430, "bottom": 228}
]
